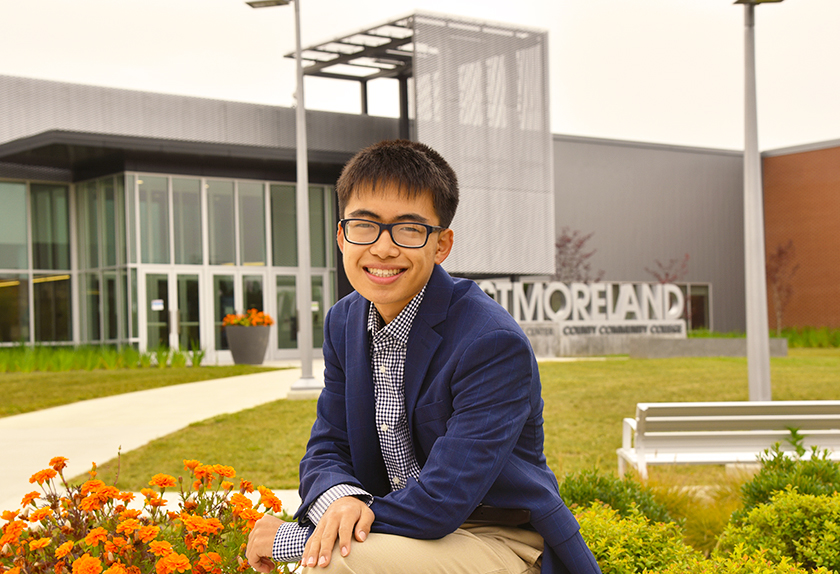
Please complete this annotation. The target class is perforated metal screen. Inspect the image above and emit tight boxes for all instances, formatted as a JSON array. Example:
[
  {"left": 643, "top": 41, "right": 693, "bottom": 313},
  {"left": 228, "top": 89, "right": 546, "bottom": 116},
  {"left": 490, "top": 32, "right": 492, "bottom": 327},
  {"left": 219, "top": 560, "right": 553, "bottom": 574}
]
[{"left": 413, "top": 13, "right": 554, "bottom": 275}]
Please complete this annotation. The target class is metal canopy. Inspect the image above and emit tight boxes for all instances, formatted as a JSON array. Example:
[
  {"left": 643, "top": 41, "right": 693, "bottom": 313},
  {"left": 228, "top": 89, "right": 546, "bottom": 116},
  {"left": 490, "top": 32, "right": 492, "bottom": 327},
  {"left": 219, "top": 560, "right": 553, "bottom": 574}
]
[{"left": 287, "top": 15, "right": 415, "bottom": 82}]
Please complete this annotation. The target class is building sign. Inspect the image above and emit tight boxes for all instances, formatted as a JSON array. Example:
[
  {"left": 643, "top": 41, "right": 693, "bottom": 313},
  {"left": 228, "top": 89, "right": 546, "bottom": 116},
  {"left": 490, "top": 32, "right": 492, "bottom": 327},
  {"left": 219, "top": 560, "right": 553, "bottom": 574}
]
[{"left": 477, "top": 280, "right": 686, "bottom": 336}]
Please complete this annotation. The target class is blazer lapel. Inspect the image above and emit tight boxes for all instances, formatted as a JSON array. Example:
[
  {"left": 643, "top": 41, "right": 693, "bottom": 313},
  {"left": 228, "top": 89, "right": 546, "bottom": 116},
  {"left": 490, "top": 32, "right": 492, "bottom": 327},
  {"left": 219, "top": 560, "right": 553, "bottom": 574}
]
[{"left": 404, "top": 265, "right": 452, "bottom": 435}]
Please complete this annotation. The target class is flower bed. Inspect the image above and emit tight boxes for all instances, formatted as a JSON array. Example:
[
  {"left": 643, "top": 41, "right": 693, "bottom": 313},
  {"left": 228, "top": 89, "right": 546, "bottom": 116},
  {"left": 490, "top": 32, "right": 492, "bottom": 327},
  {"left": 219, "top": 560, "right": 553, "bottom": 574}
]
[{"left": 0, "top": 457, "right": 296, "bottom": 574}]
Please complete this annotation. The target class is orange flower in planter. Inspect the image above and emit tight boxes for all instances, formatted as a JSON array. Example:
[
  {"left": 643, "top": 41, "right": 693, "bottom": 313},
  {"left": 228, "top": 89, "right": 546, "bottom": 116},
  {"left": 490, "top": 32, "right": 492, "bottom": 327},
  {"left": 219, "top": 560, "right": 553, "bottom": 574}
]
[
  {"left": 72, "top": 553, "right": 103, "bottom": 574},
  {"left": 222, "top": 309, "right": 275, "bottom": 327}
]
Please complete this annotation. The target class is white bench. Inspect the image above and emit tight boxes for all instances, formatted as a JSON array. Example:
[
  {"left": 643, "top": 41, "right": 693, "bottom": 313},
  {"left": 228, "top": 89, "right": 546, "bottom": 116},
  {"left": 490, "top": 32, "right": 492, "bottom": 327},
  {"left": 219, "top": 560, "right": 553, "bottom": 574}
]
[{"left": 617, "top": 401, "right": 840, "bottom": 479}]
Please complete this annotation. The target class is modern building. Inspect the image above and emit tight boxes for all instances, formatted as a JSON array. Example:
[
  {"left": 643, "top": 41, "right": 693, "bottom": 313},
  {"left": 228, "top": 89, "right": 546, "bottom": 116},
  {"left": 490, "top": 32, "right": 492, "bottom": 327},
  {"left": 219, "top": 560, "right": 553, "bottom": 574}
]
[{"left": 1, "top": 14, "right": 836, "bottom": 360}]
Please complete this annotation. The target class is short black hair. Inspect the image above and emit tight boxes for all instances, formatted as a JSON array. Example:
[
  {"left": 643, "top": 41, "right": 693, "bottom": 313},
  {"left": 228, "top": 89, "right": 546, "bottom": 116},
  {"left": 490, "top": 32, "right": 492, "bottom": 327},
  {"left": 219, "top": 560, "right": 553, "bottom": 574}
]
[{"left": 336, "top": 139, "right": 459, "bottom": 228}]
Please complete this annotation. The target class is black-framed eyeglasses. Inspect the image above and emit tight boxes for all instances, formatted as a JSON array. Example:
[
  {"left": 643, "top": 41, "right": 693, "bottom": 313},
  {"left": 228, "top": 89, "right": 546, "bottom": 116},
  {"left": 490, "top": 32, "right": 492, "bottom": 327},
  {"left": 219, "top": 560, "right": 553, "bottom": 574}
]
[{"left": 339, "top": 218, "right": 446, "bottom": 249}]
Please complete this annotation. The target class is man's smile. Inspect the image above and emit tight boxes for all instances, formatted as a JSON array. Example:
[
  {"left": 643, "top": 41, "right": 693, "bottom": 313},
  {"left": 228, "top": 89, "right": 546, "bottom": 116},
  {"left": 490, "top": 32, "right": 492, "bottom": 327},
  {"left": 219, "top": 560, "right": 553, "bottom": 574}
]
[{"left": 365, "top": 267, "right": 405, "bottom": 278}]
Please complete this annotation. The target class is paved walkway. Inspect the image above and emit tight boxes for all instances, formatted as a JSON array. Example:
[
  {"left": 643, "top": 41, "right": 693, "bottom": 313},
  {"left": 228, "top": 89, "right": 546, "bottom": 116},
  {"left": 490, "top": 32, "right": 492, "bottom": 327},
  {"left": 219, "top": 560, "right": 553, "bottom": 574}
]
[{"left": 0, "top": 361, "right": 323, "bottom": 514}]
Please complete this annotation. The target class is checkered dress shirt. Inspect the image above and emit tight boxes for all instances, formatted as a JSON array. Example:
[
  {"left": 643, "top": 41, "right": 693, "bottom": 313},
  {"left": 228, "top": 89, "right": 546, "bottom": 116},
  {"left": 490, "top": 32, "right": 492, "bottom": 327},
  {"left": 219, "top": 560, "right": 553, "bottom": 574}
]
[{"left": 271, "top": 287, "right": 426, "bottom": 563}]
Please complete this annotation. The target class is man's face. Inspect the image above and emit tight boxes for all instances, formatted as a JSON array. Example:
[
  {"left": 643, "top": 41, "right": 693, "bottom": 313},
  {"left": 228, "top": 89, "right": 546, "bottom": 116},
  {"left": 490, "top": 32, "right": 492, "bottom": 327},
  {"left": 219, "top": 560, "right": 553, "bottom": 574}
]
[{"left": 338, "top": 186, "right": 453, "bottom": 323}]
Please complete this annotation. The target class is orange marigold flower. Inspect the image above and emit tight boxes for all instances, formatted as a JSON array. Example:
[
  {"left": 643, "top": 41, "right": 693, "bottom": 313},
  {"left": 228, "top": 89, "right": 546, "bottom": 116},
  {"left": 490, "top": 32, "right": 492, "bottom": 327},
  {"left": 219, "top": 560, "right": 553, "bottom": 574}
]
[
  {"left": 183, "top": 460, "right": 201, "bottom": 472},
  {"left": 88, "top": 462, "right": 98, "bottom": 479},
  {"left": 2, "top": 509, "right": 20, "bottom": 521},
  {"left": 119, "top": 509, "right": 142, "bottom": 520},
  {"left": 29, "top": 537, "right": 52, "bottom": 551},
  {"left": 237, "top": 507, "right": 264, "bottom": 529},
  {"left": 192, "top": 480, "right": 202, "bottom": 492},
  {"left": 20, "top": 491, "right": 40, "bottom": 507},
  {"left": 56, "top": 540, "right": 74, "bottom": 558},
  {"left": 148, "top": 474, "right": 177, "bottom": 488},
  {"left": 230, "top": 493, "right": 252, "bottom": 509},
  {"left": 80, "top": 480, "right": 105, "bottom": 496},
  {"left": 136, "top": 525, "right": 160, "bottom": 543},
  {"left": 220, "top": 481, "right": 234, "bottom": 491},
  {"left": 110, "top": 536, "right": 128, "bottom": 549},
  {"left": 5, "top": 567, "right": 22, "bottom": 574},
  {"left": 148, "top": 540, "right": 173, "bottom": 557},
  {"left": 79, "top": 496, "right": 103, "bottom": 512},
  {"left": 155, "top": 552, "right": 192, "bottom": 574},
  {"left": 239, "top": 479, "right": 254, "bottom": 493},
  {"left": 103, "top": 564, "right": 128, "bottom": 574},
  {"left": 72, "top": 553, "right": 103, "bottom": 574},
  {"left": 197, "top": 552, "right": 222, "bottom": 572},
  {"left": 115, "top": 491, "right": 135, "bottom": 504},
  {"left": 213, "top": 465, "right": 235, "bottom": 478},
  {"left": 257, "top": 486, "right": 282, "bottom": 513},
  {"left": 148, "top": 498, "right": 167, "bottom": 508},
  {"left": 29, "top": 468, "right": 57, "bottom": 484},
  {"left": 84, "top": 527, "right": 108, "bottom": 547},
  {"left": 50, "top": 456, "right": 69, "bottom": 472},
  {"left": 116, "top": 519, "right": 141, "bottom": 536},
  {"left": 0, "top": 520, "right": 26, "bottom": 546},
  {"left": 140, "top": 488, "right": 159, "bottom": 500},
  {"left": 191, "top": 534, "right": 209, "bottom": 552},
  {"left": 29, "top": 507, "right": 53, "bottom": 522}
]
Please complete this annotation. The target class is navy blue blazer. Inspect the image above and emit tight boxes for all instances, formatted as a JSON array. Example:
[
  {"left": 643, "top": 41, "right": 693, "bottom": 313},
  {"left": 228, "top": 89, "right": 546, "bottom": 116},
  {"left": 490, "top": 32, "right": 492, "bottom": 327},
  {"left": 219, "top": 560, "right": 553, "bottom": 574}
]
[{"left": 296, "top": 265, "right": 600, "bottom": 573}]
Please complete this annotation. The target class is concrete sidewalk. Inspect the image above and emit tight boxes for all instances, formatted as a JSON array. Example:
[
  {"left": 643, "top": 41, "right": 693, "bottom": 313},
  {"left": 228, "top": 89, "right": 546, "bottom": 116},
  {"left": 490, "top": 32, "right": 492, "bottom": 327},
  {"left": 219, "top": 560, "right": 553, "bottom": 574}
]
[{"left": 0, "top": 361, "right": 322, "bottom": 514}]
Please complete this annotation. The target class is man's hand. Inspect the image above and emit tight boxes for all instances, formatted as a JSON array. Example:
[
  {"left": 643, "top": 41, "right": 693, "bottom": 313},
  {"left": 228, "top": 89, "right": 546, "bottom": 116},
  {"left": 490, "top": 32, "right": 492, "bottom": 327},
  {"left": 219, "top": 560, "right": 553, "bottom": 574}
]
[
  {"left": 302, "top": 497, "right": 375, "bottom": 568},
  {"left": 246, "top": 514, "right": 284, "bottom": 573}
]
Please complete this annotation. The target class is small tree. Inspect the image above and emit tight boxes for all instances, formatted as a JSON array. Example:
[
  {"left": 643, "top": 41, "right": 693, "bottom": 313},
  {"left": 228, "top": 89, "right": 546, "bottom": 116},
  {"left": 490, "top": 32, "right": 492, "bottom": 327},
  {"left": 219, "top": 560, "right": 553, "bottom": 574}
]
[
  {"left": 553, "top": 227, "right": 603, "bottom": 283},
  {"left": 645, "top": 253, "right": 689, "bottom": 284},
  {"left": 766, "top": 240, "right": 799, "bottom": 336}
]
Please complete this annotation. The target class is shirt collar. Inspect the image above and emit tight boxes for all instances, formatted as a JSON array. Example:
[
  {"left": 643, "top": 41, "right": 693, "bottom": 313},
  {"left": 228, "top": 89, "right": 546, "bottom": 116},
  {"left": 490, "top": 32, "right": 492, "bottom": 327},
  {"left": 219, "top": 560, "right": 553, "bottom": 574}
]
[{"left": 367, "top": 285, "right": 427, "bottom": 345}]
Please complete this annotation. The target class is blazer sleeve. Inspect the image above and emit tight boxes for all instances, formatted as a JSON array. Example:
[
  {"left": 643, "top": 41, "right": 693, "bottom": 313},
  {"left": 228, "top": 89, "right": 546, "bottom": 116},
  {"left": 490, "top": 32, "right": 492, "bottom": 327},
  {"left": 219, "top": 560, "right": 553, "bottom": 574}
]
[
  {"left": 295, "top": 305, "right": 366, "bottom": 525},
  {"left": 369, "top": 327, "right": 535, "bottom": 539}
]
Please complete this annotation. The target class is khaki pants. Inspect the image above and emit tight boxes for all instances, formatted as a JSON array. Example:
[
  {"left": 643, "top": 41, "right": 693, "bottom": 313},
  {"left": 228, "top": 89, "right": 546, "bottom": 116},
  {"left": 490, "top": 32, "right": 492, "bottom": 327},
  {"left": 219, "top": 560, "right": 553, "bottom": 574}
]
[{"left": 303, "top": 524, "right": 544, "bottom": 574}]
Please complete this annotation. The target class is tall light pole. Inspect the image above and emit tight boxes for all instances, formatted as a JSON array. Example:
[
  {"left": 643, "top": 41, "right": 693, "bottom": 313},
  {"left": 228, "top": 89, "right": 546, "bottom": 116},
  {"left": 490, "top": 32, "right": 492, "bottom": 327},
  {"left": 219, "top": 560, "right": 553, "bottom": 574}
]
[
  {"left": 735, "top": 0, "right": 782, "bottom": 401},
  {"left": 247, "top": 0, "right": 320, "bottom": 395}
]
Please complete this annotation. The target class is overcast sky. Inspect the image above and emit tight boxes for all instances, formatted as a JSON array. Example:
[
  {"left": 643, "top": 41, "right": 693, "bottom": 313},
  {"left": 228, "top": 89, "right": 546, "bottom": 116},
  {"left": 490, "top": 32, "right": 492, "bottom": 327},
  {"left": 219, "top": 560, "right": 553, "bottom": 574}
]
[{"left": 2, "top": 0, "right": 838, "bottom": 151}]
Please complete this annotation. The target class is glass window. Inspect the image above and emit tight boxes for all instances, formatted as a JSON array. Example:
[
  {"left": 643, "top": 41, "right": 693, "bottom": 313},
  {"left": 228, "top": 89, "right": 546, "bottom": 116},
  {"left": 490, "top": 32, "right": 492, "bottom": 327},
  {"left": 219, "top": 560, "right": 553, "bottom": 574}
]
[
  {"left": 126, "top": 174, "right": 137, "bottom": 264},
  {"left": 139, "top": 176, "right": 170, "bottom": 264},
  {"left": 239, "top": 182, "right": 266, "bottom": 266},
  {"left": 146, "top": 273, "right": 168, "bottom": 349},
  {"left": 102, "top": 177, "right": 117, "bottom": 267},
  {"left": 310, "top": 186, "right": 327, "bottom": 267},
  {"left": 208, "top": 180, "right": 235, "bottom": 266},
  {"left": 115, "top": 176, "right": 126, "bottom": 266},
  {"left": 120, "top": 269, "right": 128, "bottom": 340},
  {"left": 173, "top": 178, "right": 203, "bottom": 265},
  {"left": 31, "top": 184, "right": 70, "bottom": 271},
  {"left": 243, "top": 275, "right": 264, "bottom": 312},
  {"left": 177, "top": 274, "right": 200, "bottom": 350},
  {"left": 312, "top": 275, "right": 324, "bottom": 348},
  {"left": 103, "top": 271, "right": 118, "bottom": 340},
  {"left": 0, "top": 182, "right": 28, "bottom": 269},
  {"left": 34, "top": 273, "right": 72, "bottom": 342},
  {"left": 0, "top": 274, "right": 29, "bottom": 343},
  {"left": 130, "top": 268, "right": 138, "bottom": 338},
  {"left": 270, "top": 184, "right": 297, "bottom": 267},
  {"left": 276, "top": 275, "right": 297, "bottom": 349},
  {"left": 270, "top": 184, "right": 331, "bottom": 267},
  {"left": 688, "top": 284, "right": 710, "bottom": 331},
  {"left": 214, "top": 275, "right": 234, "bottom": 350},
  {"left": 85, "top": 272, "right": 101, "bottom": 341},
  {"left": 77, "top": 181, "right": 100, "bottom": 269}
]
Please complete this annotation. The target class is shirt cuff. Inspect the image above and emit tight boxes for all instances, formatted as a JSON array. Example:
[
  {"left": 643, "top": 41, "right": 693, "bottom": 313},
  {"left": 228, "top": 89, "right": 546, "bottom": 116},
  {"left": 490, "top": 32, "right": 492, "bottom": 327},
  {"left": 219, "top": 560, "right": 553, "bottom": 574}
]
[
  {"left": 306, "top": 484, "right": 373, "bottom": 525},
  {"left": 272, "top": 521, "right": 310, "bottom": 563}
]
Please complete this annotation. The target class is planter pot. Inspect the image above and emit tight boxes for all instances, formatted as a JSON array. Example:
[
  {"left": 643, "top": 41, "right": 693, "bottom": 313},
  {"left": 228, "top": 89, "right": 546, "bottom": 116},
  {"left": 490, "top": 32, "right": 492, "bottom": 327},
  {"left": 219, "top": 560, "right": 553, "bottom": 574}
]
[{"left": 225, "top": 325, "right": 270, "bottom": 365}]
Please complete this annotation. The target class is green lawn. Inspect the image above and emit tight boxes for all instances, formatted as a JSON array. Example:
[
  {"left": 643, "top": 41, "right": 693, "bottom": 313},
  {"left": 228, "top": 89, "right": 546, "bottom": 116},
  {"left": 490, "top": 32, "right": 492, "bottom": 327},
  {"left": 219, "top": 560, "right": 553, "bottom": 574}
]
[
  {"left": 79, "top": 348, "right": 840, "bottom": 491},
  {"left": 0, "top": 365, "right": 277, "bottom": 418}
]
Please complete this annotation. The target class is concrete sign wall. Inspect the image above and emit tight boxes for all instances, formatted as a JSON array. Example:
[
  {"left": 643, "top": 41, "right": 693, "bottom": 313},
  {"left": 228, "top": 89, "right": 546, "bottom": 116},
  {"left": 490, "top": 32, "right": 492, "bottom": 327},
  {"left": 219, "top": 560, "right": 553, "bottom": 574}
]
[{"left": 478, "top": 279, "right": 687, "bottom": 356}]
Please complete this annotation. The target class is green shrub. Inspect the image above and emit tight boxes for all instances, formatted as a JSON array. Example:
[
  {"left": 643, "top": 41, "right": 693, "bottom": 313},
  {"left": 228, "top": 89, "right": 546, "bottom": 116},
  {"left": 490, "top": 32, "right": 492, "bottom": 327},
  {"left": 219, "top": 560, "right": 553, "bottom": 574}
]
[
  {"left": 782, "top": 326, "right": 840, "bottom": 348},
  {"left": 688, "top": 329, "right": 745, "bottom": 339},
  {"left": 659, "top": 544, "right": 832, "bottom": 573},
  {"left": 560, "top": 469, "right": 673, "bottom": 523},
  {"left": 716, "top": 488, "right": 840, "bottom": 572},
  {"left": 170, "top": 347, "right": 188, "bottom": 368},
  {"left": 736, "top": 444, "right": 840, "bottom": 522},
  {"left": 573, "top": 502, "right": 702, "bottom": 573}
]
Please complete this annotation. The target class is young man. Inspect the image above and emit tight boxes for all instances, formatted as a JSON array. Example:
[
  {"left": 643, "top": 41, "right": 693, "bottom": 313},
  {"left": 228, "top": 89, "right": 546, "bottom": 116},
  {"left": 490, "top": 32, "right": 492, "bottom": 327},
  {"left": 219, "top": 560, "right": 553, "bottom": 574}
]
[{"left": 246, "top": 140, "right": 600, "bottom": 574}]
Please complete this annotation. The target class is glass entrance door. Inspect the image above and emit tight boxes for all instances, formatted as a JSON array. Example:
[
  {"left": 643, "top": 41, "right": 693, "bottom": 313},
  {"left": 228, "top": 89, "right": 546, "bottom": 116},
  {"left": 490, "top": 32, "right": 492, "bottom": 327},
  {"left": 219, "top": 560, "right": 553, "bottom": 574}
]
[{"left": 143, "top": 270, "right": 202, "bottom": 352}]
